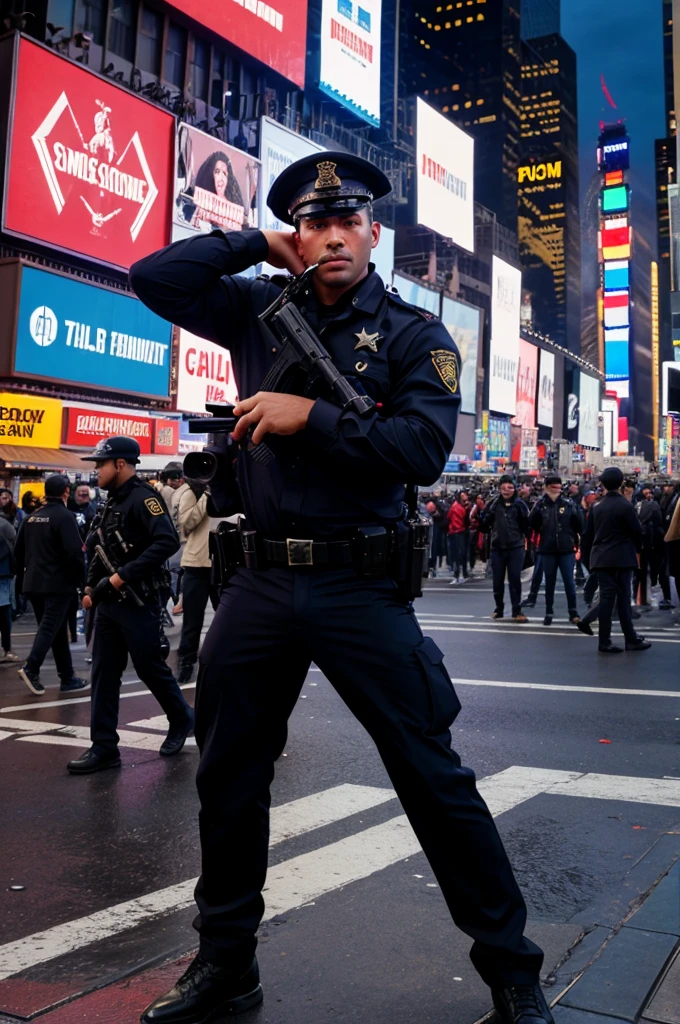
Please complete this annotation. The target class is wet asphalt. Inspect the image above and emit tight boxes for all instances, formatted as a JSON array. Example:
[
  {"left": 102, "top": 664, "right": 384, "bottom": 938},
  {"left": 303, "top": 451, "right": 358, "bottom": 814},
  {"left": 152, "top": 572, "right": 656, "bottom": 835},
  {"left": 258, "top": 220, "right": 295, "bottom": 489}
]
[{"left": 1, "top": 573, "right": 679, "bottom": 1023}]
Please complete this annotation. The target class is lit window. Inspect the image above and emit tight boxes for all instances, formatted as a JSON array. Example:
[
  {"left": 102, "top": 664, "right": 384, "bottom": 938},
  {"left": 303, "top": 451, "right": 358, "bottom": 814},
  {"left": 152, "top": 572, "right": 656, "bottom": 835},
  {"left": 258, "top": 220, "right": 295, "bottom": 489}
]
[
  {"left": 442, "top": 105, "right": 449, "bottom": 112},
  {"left": 466, "top": 15, "right": 473, "bottom": 21},
  {"left": 476, "top": 98, "right": 484, "bottom": 105},
  {"left": 464, "top": 100, "right": 472, "bottom": 108},
  {"left": 453, "top": 104, "right": 459, "bottom": 110},
  {"left": 452, "top": 83, "right": 459, "bottom": 90},
  {"left": 477, "top": 12, "right": 484, "bottom": 19},
  {"left": 445, "top": 20, "right": 451, "bottom": 27},
  {"left": 435, "top": 23, "right": 441, "bottom": 29},
  {"left": 455, "top": 18, "right": 461, "bottom": 24}
]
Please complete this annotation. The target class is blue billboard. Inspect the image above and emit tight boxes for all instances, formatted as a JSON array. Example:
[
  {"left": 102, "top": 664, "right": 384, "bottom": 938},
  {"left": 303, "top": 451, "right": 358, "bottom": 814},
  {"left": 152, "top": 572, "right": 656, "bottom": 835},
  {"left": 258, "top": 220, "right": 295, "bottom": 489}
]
[{"left": 15, "top": 266, "right": 172, "bottom": 398}]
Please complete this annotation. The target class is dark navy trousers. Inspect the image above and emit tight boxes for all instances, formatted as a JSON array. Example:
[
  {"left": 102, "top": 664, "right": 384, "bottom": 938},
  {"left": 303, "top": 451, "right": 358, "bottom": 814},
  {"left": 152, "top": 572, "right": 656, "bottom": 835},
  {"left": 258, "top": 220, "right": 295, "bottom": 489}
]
[{"left": 194, "top": 568, "right": 543, "bottom": 987}]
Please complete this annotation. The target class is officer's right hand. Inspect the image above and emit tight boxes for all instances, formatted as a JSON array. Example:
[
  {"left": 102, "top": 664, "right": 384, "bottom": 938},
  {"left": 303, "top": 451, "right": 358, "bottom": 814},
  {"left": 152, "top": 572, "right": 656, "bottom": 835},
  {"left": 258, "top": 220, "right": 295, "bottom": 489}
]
[
  {"left": 261, "top": 230, "right": 306, "bottom": 274},
  {"left": 82, "top": 594, "right": 93, "bottom": 610}
]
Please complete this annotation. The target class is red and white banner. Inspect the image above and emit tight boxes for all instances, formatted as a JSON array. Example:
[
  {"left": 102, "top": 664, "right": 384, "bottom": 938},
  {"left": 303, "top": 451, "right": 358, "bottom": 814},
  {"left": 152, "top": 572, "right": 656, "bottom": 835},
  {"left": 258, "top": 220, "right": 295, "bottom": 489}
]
[
  {"left": 168, "top": 0, "right": 307, "bottom": 87},
  {"left": 513, "top": 339, "right": 538, "bottom": 429},
  {"left": 153, "top": 418, "right": 180, "bottom": 455},
  {"left": 64, "top": 406, "right": 154, "bottom": 453},
  {"left": 4, "top": 38, "right": 174, "bottom": 271},
  {"left": 176, "top": 329, "right": 238, "bottom": 414}
]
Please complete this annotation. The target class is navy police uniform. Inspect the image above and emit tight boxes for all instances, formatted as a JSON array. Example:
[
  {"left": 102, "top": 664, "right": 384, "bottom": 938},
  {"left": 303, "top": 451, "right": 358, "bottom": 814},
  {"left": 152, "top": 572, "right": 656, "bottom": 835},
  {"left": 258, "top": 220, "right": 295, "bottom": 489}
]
[
  {"left": 132, "top": 153, "right": 543, "bottom": 999},
  {"left": 70, "top": 437, "right": 194, "bottom": 770}
]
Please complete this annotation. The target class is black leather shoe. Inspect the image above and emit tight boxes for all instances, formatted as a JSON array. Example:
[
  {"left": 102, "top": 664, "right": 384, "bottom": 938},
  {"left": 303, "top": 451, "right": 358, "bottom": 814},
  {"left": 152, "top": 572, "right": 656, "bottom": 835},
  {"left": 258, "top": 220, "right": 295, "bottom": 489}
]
[
  {"left": 598, "top": 643, "right": 623, "bottom": 654},
  {"left": 140, "top": 955, "right": 262, "bottom": 1022},
  {"left": 492, "top": 982, "right": 554, "bottom": 1024},
  {"left": 67, "top": 748, "right": 121, "bottom": 774},
  {"left": 625, "top": 638, "right": 652, "bottom": 651},
  {"left": 177, "top": 658, "right": 195, "bottom": 685},
  {"left": 576, "top": 620, "right": 594, "bottom": 636},
  {"left": 543, "top": 614, "right": 553, "bottom": 626},
  {"left": 521, "top": 597, "right": 537, "bottom": 608},
  {"left": 160, "top": 712, "right": 195, "bottom": 757}
]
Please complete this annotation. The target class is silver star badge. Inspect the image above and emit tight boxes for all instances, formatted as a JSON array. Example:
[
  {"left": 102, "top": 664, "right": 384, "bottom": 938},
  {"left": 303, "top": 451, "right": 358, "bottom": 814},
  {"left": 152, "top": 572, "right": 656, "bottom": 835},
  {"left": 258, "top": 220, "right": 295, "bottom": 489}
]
[{"left": 354, "top": 328, "right": 382, "bottom": 353}]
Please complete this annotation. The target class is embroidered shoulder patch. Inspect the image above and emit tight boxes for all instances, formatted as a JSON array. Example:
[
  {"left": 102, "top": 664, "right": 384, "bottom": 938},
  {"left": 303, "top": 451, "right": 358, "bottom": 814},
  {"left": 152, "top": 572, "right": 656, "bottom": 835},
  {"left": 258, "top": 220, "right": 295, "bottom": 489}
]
[
  {"left": 430, "top": 349, "right": 459, "bottom": 394},
  {"left": 144, "top": 497, "right": 164, "bottom": 516}
]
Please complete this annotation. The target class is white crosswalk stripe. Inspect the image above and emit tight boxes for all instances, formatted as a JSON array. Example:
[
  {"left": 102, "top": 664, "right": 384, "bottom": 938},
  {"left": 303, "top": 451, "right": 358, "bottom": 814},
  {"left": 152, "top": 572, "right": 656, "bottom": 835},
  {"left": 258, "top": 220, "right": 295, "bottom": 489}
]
[{"left": 1, "top": 767, "right": 679, "bottom": 981}]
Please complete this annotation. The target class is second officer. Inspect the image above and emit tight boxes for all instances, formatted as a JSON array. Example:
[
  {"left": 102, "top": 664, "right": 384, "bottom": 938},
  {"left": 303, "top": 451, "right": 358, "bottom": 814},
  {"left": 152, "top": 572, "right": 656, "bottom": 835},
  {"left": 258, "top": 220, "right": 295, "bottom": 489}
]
[{"left": 67, "top": 436, "right": 195, "bottom": 775}]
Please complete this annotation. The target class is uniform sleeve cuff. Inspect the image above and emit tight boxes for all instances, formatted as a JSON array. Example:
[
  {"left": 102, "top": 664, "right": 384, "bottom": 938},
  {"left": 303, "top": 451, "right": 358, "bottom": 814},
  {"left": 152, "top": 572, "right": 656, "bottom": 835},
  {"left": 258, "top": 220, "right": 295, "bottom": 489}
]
[{"left": 306, "top": 398, "right": 342, "bottom": 452}]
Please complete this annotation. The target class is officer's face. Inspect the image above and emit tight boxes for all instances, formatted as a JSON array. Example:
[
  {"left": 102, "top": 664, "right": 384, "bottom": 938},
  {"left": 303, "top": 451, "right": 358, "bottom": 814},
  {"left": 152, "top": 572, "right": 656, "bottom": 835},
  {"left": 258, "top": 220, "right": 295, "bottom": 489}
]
[
  {"left": 96, "top": 459, "right": 123, "bottom": 489},
  {"left": 295, "top": 210, "right": 380, "bottom": 291}
]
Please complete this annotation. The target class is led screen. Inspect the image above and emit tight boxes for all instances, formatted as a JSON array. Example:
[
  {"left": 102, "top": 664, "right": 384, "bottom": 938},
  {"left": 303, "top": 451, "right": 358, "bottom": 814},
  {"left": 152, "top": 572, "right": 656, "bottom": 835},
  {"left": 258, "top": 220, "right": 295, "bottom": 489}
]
[
  {"left": 602, "top": 185, "right": 628, "bottom": 213},
  {"left": 578, "top": 373, "right": 600, "bottom": 448},
  {"left": 416, "top": 98, "right": 475, "bottom": 253},
  {"left": 604, "top": 261, "right": 629, "bottom": 291},
  {"left": 441, "top": 295, "right": 481, "bottom": 416},
  {"left": 319, "top": 0, "right": 382, "bottom": 126},
  {"left": 488, "top": 256, "right": 521, "bottom": 416}
]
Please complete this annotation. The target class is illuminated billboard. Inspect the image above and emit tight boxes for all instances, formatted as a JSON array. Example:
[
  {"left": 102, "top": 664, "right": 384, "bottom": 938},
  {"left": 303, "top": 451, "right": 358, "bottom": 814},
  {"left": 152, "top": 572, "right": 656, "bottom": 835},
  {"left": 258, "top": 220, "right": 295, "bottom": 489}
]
[
  {"left": 488, "top": 256, "right": 522, "bottom": 416},
  {"left": 392, "top": 273, "right": 440, "bottom": 315},
  {"left": 164, "top": 0, "right": 307, "bottom": 87},
  {"left": 604, "top": 261, "right": 629, "bottom": 291},
  {"left": 3, "top": 37, "right": 174, "bottom": 272},
  {"left": 319, "top": 0, "right": 382, "bottom": 126},
  {"left": 602, "top": 185, "right": 628, "bottom": 213},
  {"left": 598, "top": 135, "right": 630, "bottom": 173},
  {"left": 578, "top": 373, "right": 600, "bottom": 448},
  {"left": 259, "top": 118, "right": 324, "bottom": 232},
  {"left": 537, "top": 349, "right": 555, "bottom": 428},
  {"left": 662, "top": 362, "right": 680, "bottom": 415},
  {"left": 514, "top": 339, "right": 538, "bottom": 429},
  {"left": 441, "top": 296, "right": 481, "bottom": 416},
  {"left": 416, "top": 98, "right": 475, "bottom": 253},
  {"left": 174, "top": 124, "right": 260, "bottom": 241}
]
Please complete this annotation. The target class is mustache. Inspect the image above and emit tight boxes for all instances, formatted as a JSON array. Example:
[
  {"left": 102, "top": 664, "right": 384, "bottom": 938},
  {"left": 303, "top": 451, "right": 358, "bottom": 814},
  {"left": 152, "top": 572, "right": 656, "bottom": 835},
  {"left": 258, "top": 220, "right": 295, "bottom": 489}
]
[{"left": 318, "top": 252, "right": 352, "bottom": 264}]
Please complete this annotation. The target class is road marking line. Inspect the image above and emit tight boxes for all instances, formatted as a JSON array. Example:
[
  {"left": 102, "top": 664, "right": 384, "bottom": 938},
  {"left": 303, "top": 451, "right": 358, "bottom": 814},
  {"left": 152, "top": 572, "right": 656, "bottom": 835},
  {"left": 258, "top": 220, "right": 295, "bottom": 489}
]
[
  {"left": 128, "top": 715, "right": 169, "bottom": 731},
  {"left": 417, "top": 624, "right": 680, "bottom": 643},
  {"left": 548, "top": 773, "right": 680, "bottom": 807},
  {"left": 450, "top": 678, "right": 680, "bottom": 699},
  {"left": 0, "top": 730, "right": 14, "bottom": 741},
  {"left": 0, "top": 683, "right": 196, "bottom": 715}
]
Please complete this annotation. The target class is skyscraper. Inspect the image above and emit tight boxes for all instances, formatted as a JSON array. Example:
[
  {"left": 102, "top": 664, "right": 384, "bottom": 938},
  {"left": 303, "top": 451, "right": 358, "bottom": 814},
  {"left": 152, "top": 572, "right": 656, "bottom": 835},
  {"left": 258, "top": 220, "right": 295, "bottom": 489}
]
[
  {"left": 518, "top": 32, "right": 580, "bottom": 352},
  {"left": 655, "top": 0, "right": 676, "bottom": 365},
  {"left": 520, "top": 0, "right": 560, "bottom": 41},
  {"left": 401, "top": 0, "right": 522, "bottom": 232}
]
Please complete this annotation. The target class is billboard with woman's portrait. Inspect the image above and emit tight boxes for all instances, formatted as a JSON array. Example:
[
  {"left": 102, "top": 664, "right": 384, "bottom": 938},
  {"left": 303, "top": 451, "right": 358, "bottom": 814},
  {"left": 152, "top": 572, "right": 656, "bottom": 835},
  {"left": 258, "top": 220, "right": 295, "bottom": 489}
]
[{"left": 173, "top": 124, "right": 260, "bottom": 241}]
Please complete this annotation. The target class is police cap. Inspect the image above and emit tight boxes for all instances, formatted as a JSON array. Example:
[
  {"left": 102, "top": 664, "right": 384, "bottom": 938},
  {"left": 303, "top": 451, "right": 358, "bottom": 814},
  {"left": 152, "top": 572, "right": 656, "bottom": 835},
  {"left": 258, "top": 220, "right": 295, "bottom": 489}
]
[
  {"left": 267, "top": 151, "right": 392, "bottom": 227},
  {"left": 81, "top": 436, "right": 141, "bottom": 463}
]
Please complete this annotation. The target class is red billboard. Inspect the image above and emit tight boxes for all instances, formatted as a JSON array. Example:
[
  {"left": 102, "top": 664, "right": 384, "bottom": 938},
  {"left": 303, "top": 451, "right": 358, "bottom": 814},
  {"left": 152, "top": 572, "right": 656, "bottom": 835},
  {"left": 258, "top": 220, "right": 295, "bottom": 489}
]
[
  {"left": 64, "top": 406, "right": 155, "bottom": 453},
  {"left": 513, "top": 339, "right": 538, "bottom": 429},
  {"left": 3, "top": 37, "right": 174, "bottom": 271},
  {"left": 153, "top": 418, "right": 180, "bottom": 455},
  {"left": 170, "top": 0, "right": 307, "bottom": 88}
]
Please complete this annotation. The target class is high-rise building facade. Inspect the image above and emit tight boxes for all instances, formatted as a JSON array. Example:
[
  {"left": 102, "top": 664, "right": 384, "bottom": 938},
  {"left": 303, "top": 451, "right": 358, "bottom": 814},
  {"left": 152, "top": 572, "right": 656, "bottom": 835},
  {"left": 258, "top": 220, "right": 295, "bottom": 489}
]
[
  {"left": 518, "top": 32, "right": 580, "bottom": 353},
  {"left": 656, "top": 0, "right": 676, "bottom": 366},
  {"left": 402, "top": 0, "right": 522, "bottom": 231},
  {"left": 520, "top": 0, "right": 560, "bottom": 41}
]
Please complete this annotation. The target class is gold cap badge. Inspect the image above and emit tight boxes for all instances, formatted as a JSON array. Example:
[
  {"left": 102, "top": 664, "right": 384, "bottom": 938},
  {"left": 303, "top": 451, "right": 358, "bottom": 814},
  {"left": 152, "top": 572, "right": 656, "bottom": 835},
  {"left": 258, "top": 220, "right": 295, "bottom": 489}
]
[{"left": 315, "top": 161, "right": 342, "bottom": 189}]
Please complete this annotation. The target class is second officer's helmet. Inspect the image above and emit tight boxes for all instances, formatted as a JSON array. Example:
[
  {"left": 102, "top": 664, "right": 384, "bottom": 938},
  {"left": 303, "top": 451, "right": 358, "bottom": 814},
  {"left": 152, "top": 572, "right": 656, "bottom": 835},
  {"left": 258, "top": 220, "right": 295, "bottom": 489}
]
[{"left": 81, "top": 436, "right": 141, "bottom": 464}]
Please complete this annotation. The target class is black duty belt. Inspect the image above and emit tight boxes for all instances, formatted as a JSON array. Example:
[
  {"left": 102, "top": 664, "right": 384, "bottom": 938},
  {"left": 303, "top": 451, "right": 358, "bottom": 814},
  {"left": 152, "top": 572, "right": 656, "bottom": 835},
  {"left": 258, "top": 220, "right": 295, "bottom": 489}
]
[{"left": 263, "top": 537, "right": 355, "bottom": 568}]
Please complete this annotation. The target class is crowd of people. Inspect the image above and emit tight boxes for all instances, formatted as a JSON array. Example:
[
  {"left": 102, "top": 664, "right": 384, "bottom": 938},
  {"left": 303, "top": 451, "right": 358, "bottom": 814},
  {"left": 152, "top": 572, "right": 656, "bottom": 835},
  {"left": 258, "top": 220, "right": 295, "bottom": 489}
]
[{"left": 421, "top": 471, "right": 680, "bottom": 651}]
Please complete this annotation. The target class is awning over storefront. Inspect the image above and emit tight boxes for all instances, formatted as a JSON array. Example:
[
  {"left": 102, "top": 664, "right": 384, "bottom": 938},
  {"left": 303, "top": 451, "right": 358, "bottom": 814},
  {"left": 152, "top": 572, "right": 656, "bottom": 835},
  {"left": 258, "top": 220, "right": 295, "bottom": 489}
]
[{"left": 0, "top": 446, "right": 91, "bottom": 471}]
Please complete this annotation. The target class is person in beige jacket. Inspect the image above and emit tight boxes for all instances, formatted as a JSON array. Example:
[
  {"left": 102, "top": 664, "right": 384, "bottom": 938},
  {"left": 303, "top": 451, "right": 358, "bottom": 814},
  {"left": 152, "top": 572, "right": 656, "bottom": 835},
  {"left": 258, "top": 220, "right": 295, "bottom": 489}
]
[{"left": 176, "top": 482, "right": 216, "bottom": 683}]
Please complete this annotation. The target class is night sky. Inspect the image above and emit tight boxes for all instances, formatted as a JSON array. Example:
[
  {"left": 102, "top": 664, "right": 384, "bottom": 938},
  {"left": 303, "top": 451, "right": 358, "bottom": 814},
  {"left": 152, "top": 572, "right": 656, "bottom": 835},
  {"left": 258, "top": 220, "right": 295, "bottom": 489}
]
[{"left": 561, "top": 0, "right": 666, "bottom": 255}]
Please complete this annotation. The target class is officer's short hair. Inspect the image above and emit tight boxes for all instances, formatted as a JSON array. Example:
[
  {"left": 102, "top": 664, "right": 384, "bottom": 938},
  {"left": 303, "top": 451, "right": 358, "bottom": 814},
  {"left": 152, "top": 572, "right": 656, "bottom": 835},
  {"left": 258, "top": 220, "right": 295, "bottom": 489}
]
[{"left": 45, "top": 474, "right": 70, "bottom": 497}]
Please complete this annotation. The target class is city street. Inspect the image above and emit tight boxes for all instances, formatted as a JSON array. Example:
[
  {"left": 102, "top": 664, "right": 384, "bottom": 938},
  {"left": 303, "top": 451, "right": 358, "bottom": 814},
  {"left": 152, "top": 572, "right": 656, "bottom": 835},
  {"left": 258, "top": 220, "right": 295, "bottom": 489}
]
[{"left": 1, "top": 574, "right": 679, "bottom": 1024}]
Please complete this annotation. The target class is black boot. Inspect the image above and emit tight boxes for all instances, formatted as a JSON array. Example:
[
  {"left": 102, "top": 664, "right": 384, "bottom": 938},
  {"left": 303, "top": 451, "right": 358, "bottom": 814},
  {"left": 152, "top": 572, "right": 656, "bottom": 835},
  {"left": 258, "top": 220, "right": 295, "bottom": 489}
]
[
  {"left": 177, "top": 657, "right": 196, "bottom": 685},
  {"left": 492, "top": 982, "right": 554, "bottom": 1024},
  {"left": 160, "top": 710, "right": 195, "bottom": 757},
  {"left": 140, "top": 955, "right": 263, "bottom": 1023}
]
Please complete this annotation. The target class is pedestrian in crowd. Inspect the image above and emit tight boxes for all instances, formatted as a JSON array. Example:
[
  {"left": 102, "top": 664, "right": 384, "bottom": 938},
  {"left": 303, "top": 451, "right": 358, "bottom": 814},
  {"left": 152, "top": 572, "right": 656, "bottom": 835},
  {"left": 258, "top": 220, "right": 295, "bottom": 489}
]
[
  {"left": 581, "top": 490, "right": 600, "bottom": 608},
  {"left": 447, "top": 489, "right": 470, "bottom": 585},
  {"left": 479, "top": 475, "right": 529, "bottom": 622},
  {"left": 0, "top": 488, "right": 26, "bottom": 531},
  {"left": 468, "top": 493, "right": 486, "bottom": 573},
  {"left": 0, "top": 513, "right": 17, "bottom": 661},
  {"left": 528, "top": 474, "right": 582, "bottom": 626},
  {"left": 175, "top": 477, "right": 219, "bottom": 684},
  {"left": 577, "top": 467, "right": 651, "bottom": 654},
  {"left": 426, "top": 491, "right": 449, "bottom": 576},
  {"left": 664, "top": 487, "right": 680, "bottom": 603},
  {"left": 68, "top": 437, "right": 194, "bottom": 775},
  {"left": 68, "top": 482, "right": 97, "bottom": 541},
  {"left": 517, "top": 482, "right": 533, "bottom": 506},
  {"left": 14, "top": 474, "right": 87, "bottom": 696},
  {"left": 21, "top": 490, "right": 40, "bottom": 516},
  {"left": 636, "top": 485, "right": 671, "bottom": 608},
  {"left": 158, "top": 462, "right": 189, "bottom": 614},
  {"left": 621, "top": 480, "right": 635, "bottom": 502},
  {"left": 132, "top": 151, "right": 553, "bottom": 1024}
]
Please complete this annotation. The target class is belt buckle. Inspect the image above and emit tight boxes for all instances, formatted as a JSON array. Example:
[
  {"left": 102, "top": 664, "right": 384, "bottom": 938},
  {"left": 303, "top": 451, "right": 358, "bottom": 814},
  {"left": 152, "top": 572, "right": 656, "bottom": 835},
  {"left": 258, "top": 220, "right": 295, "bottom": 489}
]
[{"left": 286, "top": 538, "right": 314, "bottom": 566}]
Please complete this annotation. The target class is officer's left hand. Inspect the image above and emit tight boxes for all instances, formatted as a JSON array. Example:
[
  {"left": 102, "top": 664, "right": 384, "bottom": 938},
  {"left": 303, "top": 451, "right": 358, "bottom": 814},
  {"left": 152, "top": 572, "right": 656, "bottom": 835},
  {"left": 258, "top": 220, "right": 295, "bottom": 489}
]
[
  {"left": 109, "top": 573, "right": 125, "bottom": 590},
  {"left": 232, "top": 393, "right": 315, "bottom": 446}
]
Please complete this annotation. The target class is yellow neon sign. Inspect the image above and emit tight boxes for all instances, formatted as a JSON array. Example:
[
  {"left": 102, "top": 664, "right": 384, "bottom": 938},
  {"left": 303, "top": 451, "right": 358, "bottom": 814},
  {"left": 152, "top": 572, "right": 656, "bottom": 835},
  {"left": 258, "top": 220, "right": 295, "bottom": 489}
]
[{"left": 517, "top": 161, "right": 562, "bottom": 184}]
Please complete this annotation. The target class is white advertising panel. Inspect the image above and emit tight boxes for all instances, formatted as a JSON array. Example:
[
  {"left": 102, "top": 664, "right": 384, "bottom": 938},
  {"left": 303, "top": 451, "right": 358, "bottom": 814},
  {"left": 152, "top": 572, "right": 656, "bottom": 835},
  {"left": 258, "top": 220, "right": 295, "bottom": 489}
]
[
  {"left": 441, "top": 296, "right": 481, "bottom": 416},
  {"left": 372, "top": 226, "right": 395, "bottom": 283},
  {"left": 488, "top": 256, "right": 521, "bottom": 416},
  {"left": 319, "top": 0, "right": 382, "bottom": 126},
  {"left": 663, "top": 361, "right": 680, "bottom": 415},
  {"left": 537, "top": 349, "right": 555, "bottom": 428},
  {"left": 602, "top": 397, "right": 619, "bottom": 456},
  {"left": 578, "top": 373, "right": 601, "bottom": 448},
  {"left": 176, "top": 329, "right": 238, "bottom": 414},
  {"left": 416, "top": 98, "right": 474, "bottom": 253}
]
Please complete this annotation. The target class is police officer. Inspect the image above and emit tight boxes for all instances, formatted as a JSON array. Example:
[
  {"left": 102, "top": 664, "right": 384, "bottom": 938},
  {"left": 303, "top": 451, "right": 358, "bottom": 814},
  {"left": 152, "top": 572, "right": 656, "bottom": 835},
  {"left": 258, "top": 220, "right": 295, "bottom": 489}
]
[
  {"left": 132, "top": 153, "right": 551, "bottom": 1024},
  {"left": 67, "top": 437, "right": 195, "bottom": 775}
]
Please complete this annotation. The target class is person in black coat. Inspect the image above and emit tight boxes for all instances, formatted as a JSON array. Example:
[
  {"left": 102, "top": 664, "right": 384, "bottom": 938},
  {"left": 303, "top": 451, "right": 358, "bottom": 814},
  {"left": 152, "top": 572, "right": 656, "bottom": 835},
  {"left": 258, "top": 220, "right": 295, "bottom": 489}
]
[
  {"left": 576, "top": 467, "right": 651, "bottom": 653},
  {"left": 479, "top": 475, "right": 529, "bottom": 621},
  {"left": 636, "top": 485, "right": 671, "bottom": 607},
  {"left": 14, "top": 474, "right": 87, "bottom": 695},
  {"left": 528, "top": 474, "right": 583, "bottom": 626}
]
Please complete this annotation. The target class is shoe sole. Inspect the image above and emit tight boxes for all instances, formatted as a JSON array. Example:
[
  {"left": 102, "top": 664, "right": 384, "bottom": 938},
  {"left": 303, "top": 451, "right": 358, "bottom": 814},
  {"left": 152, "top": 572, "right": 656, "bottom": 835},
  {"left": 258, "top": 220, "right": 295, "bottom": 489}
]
[
  {"left": 18, "top": 668, "right": 44, "bottom": 695},
  {"left": 140, "top": 984, "right": 263, "bottom": 1023},
  {"left": 68, "top": 759, "right": 122, "bottom": 775}
]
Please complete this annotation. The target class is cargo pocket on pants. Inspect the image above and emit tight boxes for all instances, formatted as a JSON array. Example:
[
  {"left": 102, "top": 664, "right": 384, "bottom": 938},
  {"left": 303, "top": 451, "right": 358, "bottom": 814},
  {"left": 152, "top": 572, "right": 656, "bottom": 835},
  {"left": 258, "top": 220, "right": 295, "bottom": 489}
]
[{"left": 414, "top": 636, "right": 462, "bottom": 734}]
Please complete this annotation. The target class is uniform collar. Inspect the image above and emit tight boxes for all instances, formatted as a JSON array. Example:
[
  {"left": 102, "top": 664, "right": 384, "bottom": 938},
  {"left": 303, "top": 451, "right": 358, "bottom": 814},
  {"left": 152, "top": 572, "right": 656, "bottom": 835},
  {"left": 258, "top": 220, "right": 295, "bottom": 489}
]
[
  {"left": 301, "top": 265, "right": 385, "bottom": 319},
  {"left": 109, "top": 475, "right": 137, "bottom": 500}
]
